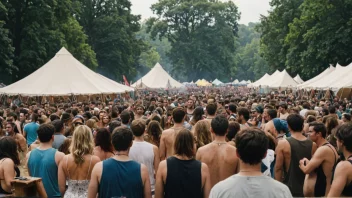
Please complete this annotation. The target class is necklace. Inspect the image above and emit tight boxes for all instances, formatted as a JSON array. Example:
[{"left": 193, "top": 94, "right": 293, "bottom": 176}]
[{"left": 213, "top": 141, "right": 227, "bottom": 146}]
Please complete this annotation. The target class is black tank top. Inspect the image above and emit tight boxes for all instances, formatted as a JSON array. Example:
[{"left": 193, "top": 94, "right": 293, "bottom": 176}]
[
  {"left": 284, "top": 137, "right": 313, "bottom": 197},
  {"left": 164, "top": 157, "right": 202, "bottom": 198},
  {"left": 342, "top": 159, "right": 352, "bottom": 196},
  {"left": 314, "top": 143, "right": 337, "bottom": 197}
]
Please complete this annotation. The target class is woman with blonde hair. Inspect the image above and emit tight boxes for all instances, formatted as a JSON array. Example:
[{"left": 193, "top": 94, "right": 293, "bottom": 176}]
[
  {"left": 58, "top": 125, "right": 100, "bottom": 198},
  {"left": 192, "top": 120, "right": 212, "bottom": 150}
]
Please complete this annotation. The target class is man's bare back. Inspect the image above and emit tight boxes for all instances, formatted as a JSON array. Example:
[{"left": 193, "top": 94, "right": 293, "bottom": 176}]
[
  {"left": 196, "top": 142, "right": 238, "bottom": 187},
  {"left": 159, "top": 127, "right": 184, "bottom": 160}
]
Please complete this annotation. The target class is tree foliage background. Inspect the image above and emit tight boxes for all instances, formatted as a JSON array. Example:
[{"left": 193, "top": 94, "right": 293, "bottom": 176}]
[{"left": 259, "top": 0, "right": 352, "bottom": 80}]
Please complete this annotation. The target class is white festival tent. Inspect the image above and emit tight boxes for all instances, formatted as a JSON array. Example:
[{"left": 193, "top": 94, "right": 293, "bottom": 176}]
[
  {"left": 294, "top": 74, "right": 304, "bottom": 84},
  {"left": 212, "top": 79, "right": 223, "bottom": 86},
  {"left": 306, "top": 63, "right": 352, "bottom": 91},
  {"left": 260, "top": 70, "right": 298, "bottom": 88},
  {"left": 233, "top": 79, "right": 239, "bottom": 84},
  {"left": 0, "top": 47, "right": 134, "bottom": 96},
  {"left": 256, "top": 70, "right": 282, "bottom": 87},
  {"left": 297, "top": 65, "right": 335, "bottom": 89},
  {"left": 132, "top": 63, "right": 183, "bottom": 89},
  {"left": 247, "top": 73, "right": 271, "bottom": 88},
  {"left": 246, "top": 80, "right": 252, "bottom": 84},
  {"left": 239, "top": 80, "right": 248, "bottom": 85}
]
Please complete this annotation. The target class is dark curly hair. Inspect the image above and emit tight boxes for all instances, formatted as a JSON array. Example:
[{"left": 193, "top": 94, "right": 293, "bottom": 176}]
[{"left": 0, "top": 137, "right": 20, "bottom": 165}]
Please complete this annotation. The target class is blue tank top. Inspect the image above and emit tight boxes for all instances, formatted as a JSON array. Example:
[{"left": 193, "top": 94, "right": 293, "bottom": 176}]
[
  {"left": 28, "top": 148, "right": 60, "bottom": 197},
  {"left": 99, "top": 158, "right": 143, "bottom": 198}
]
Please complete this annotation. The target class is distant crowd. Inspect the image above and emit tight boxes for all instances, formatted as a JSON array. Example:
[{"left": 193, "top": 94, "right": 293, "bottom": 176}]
[{"left": 0, "top": 91, "right": 352, "bottom": 197}]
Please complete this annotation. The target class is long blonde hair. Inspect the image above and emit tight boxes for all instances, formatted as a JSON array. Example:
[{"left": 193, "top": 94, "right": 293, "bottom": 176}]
[
  {"left": 70, "top": 125, "right": 94, "bottom": 165},
  {"left": 193, "top": 120, "right": 212, "bottom": 149}
]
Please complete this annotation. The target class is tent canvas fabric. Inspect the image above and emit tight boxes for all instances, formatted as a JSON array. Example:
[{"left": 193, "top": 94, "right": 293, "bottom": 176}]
[
  {"left": 196, "top": 79, "right": 212, "bottom": 86},
  {"left": 294, "top": 75, "right": 304, "bottom": 84},
  {"left": 233, "top": 79, "right": 239, "bottom": 84},
  {"left": 264, "top": 70, "right": 298, "bottom": 88},
  {"left": 0, "top": 47, "right": 134, "bottom": 96},
  {"left": 298, "top": 66, "right": 335, "bottom": 89},
  {"left": 132, "top": 63, "right": 183, "bottom": 89},
  {"left": 306, "top": 64, "right": 351, "bottom": 90},
  {"left": 248, "top": 73, "right": 271, "bottom": 88},
  {"left": 212, "top": 79, "right": 223, "bottom": 86}
]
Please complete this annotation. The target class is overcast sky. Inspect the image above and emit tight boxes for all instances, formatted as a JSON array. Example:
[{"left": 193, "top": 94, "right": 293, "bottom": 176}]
[{"left": 130, "top": 0, "right": 271, "bottom": 25}]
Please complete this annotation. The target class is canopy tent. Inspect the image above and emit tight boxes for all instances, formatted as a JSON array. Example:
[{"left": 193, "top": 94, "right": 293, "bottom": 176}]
[
  {"left": 264, "top": 70, "right": 298, "bottom": 88},
  {"left": 212, "top": 79, "right": 223, "bottom": 86},
  {"left": 298, "top": 65, "right": 335, "bottom": 89},
  {"left": 0, "top": 47, "right": 134, "bottom": 96},
  {"left": 305, "top": 64, "right": 352, "bottom": 91},
  {"left": 132, "top": 63, "right": 183, "bottom": 89},
  {"left": 248, "top": 73, "right": 271, "bottom": 88},
  {"left": 196, "top": 79, "right": 212, "bottom": 86},
  {"left": 239, "top": 80, "right": 248, "bottom": 85},
  {"left": 294, "top": 74, "right": 304, "bottom": 84},
  {"left": 246, "top": 80, "right": 252, "bottom": 84},
  {"left": 233, "top": 79, "right": 239, "bottom": 84},
  {"left": 0, "top": 83, "right": 5, "bottom": 88}
]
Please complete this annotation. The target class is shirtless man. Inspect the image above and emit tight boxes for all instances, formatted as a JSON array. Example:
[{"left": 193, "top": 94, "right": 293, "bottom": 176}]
[
  {"left": 275, "top": 114, "right": 317, "bottom": 197},
  {"left": 5, "top": 122, "right": 27, "bottom": 153},
  {"left": 299, "top": 122, "right": 338, "bottom": 197},
  {"left": 196, "top": 115, "right": 238, "bottom": 187},
  {"left": 159, "top": 107, "right": 185, "bottom": 160}
]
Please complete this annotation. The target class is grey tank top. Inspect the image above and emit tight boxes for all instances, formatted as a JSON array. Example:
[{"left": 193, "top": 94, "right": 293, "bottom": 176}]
[
  {"left": 284, "top": 137, "right": 313, "bottom": 197},
  {"left": 129, "top": 141, "right": 155, "bottom": 190}
]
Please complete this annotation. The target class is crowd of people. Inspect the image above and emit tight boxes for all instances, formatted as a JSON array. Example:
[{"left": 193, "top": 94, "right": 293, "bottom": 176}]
[{"left": 0, "top": 90, "right": 352, "bottom": 197}]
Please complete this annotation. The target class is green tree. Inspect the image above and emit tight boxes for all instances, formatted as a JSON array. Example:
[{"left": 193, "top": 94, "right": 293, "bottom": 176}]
[
  {"left": 74, "top": 0, "right": 143, "bottom": 81},
  {"left": 2, "top": 0, "right": 97, "bottom": 82},
  {"left": 139, "top": 46, "right": 160, "bottom": 69},
  {"left": 147, "top": 0, "right": 240, "bottom": 82},
  {"left": 232, "top": 23, "right": 270, "bottom": 81},
  {"left": 0, "top": 1, "right": 15, "bottom": 84},
  {"left": 285, "top": 0, "right": 352, "bottom": 79},
  {"left": 258, "top": 0, "right": 304, "bottom": 73}
]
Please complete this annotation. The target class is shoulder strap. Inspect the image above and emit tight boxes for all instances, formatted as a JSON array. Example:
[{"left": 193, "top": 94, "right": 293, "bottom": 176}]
[
  {"left": 324, "top": 143, "right": 337, "bottom": 162},
  {"left": 86, "top": 155, "right": 93, "bottom": 180}
]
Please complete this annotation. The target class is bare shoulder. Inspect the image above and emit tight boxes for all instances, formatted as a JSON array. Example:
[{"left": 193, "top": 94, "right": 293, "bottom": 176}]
[
  {"left": 152, "top": 145, "right": 159, "bottom": 151},
  {"left": 1, "top": 158, "right": 14, "bottom": 167},
  {"left": 159, "top": 160, "right": 167, "bottom": 170},
  {"left": 226, "top": 144, "right": 237, "bottom": 152},
  {"left": 92, "top": 155, "right": 101, "bottom": 163},
  {"left": 140, "top": 163, "right": 148, "bottom": 172},
  {"left": 56, "top": 150, "right": 65, "bottom": 159},
  {"left": 201, "top": 162, "right": 209, "bottom": 173},
  {"left": 162, "top": 128, "right": 173, "bottom": 135}
]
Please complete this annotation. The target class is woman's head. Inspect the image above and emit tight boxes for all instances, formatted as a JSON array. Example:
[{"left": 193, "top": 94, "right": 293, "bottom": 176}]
[
  {"left": 146, "top": 121, "right": 162, "bottom": 144},
  {"left": 70, "top": 125, "right": 94, "bottom": 164},
  {"left": 58, "top": 137, "right": 72, "bottom": 155},
  {"left": 325, "top": 116, "right": 339, "bottom": 135},
  {"left": 102, "top": 115, "right": 110, "bottom": 125},
  {"left": 95, "top": 128, "right": 114, "bottom": 153},
  {"left": 86, "top": 119, "right": 97, "bottom": 130},
  {"left": 0, "top": 137, "right": 20, "bottom": 165},
  {"left": 193, "top": 120, "right": 212, "bottom": 149},
  {"left": 226, "top": 121, "right": 240, "bottom": 142},
  {"left": 174, "top": 129, "right": 196, "bottom": 158}
]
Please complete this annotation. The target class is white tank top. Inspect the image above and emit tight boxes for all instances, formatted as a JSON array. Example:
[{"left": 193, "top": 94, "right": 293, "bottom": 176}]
[{"left": 129, "top": 141, "right": 155, "bottom": 191}]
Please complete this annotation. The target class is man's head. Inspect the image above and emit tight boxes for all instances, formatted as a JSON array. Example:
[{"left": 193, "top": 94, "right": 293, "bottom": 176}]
[
  {"left": 235, "top": 128, "right": 268, "bottom": 165},
  {"left": 5, "top": 123, "right": 16, "bottom": 134},
  {"left": 336, "top": 123, "right": 352, "bottom": 153},
  {"left": 237, "top": 107, "right": 250, "bottom": 123},
  {"left": 287, "top": 114, "right": 304, "bottom": 133},
  {"left": 211, "top": 115, "right": 229, "bottom": 136},
  {"left": 112, "top": 127, "right": 133, "bottom": 151},
  {"left": 172, "top": 107, "right": 186, "bottom": 124},
  {"left": 328, "top": 106, "right": 336, "bottom": 114},
  {"left": 228, "top": 103, "right": 237, "bottom": 114},
  {"left": 120, "top": 110, "right": 131, "bottom": 125},
  {"left": 206, "top": 103, "right": 217, "bottom": 116},
  {"left": 37, "top": 124, "right": 55, "bottom": 143},
  {"left": 51, "top": 120, "right": 64, "bottom": 134},
  {"left": 308, "top": 122, "right": 327, "bottom": 142},
  {"left": 278, "top": 102, "right": 288, "bottom": 113},
  {"left": 267, "top": 109, "right": 277, "bottom": 121},
  {"left": 342, "top": 113, "right": 351, "bottom": 123},
  {"left": 131, "top": 119, "right": 146, "bottom": 137}
]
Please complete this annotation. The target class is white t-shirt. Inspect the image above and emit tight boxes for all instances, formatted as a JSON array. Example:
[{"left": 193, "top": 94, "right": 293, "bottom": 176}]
[{"left": 210, "top": 174, "right": 292, "bottom": 198}]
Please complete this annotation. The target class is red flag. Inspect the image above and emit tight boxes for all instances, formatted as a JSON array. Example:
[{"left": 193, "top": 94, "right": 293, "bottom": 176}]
[{"left": 123, "top": 75, "right": 130, "bottom": 86}]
